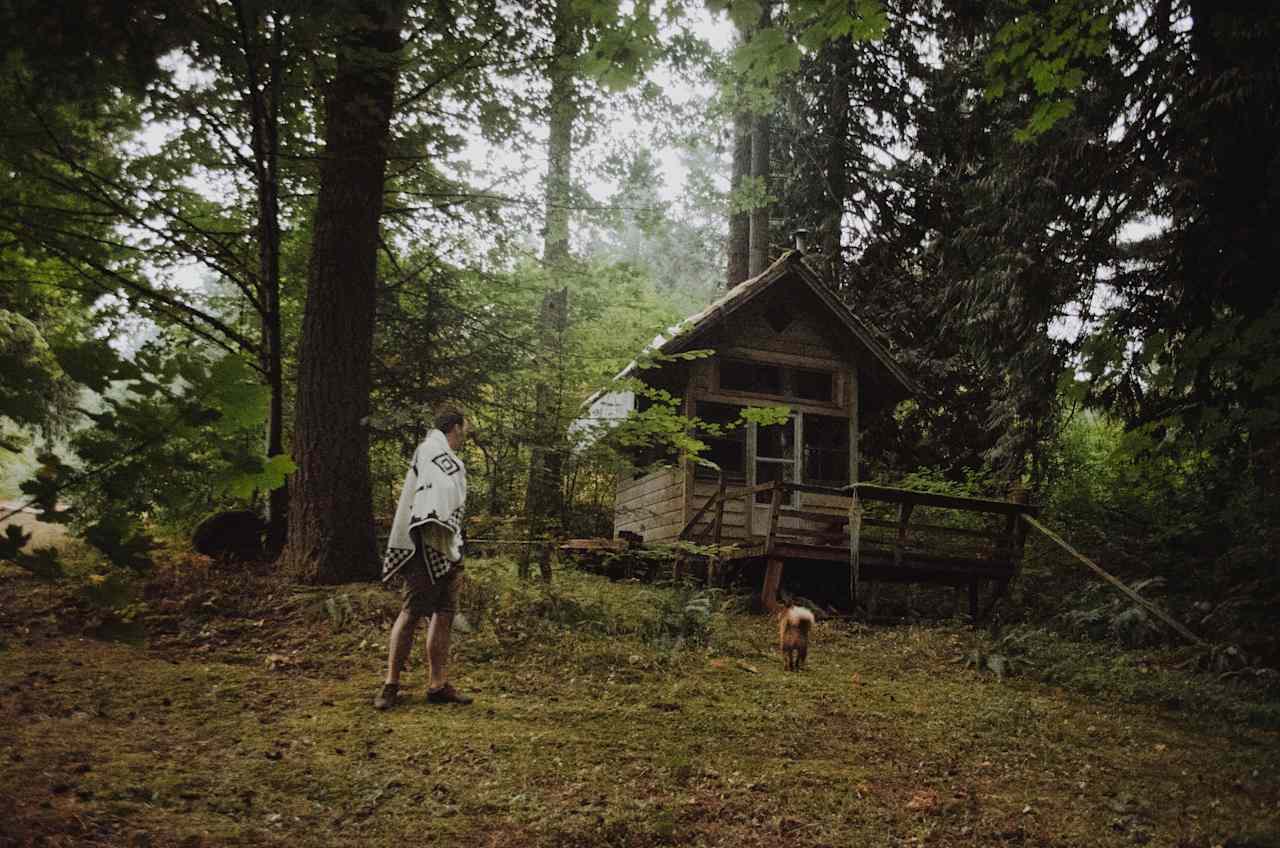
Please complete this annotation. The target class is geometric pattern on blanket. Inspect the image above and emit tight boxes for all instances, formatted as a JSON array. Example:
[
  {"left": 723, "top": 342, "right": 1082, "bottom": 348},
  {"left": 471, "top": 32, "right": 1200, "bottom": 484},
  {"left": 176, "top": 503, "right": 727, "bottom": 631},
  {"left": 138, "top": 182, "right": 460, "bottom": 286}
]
[{"left": 381, "top": 503, "right": 466, "bottom": 585}]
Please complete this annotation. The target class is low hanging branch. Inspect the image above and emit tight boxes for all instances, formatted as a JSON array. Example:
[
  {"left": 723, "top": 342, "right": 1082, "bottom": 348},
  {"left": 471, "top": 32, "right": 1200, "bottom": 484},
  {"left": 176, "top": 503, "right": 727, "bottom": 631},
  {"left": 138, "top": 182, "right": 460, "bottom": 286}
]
[{"left": 1020, "top": 513, "right": 1206, "bottom": 647}]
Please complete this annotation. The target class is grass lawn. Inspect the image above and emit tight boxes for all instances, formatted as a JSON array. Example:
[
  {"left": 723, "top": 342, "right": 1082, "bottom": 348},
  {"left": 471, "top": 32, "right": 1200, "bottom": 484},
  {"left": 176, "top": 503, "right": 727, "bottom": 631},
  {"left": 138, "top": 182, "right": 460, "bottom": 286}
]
[{"left": 1, "top": 556, "right": 1277, "bottom": 847}]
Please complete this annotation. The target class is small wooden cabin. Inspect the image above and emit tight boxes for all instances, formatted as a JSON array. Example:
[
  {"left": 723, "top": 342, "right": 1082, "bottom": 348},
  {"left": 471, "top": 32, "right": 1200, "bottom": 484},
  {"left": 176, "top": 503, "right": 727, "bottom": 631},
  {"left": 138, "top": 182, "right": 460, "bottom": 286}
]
[
  {"left": 582, "top": 251, "right": 1037, "bottom": 618},
  {"left": 588, "top": 250, "right": 915, "bottom": 544}
]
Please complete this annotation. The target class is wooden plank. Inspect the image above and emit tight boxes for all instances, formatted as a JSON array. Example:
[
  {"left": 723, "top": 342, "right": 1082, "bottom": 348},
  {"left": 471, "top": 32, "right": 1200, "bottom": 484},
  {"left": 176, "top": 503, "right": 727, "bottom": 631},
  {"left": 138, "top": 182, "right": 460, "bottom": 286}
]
[
  {"left": 713, "top": 478, "right": 727, "bottom": 546},
  {"left": 846, "top": 483, "right": 1040, "bottom": 516},
  {"left": 860, "top": 516, "right": 1002, "bottom": 541},
  {"left": 617, "top": 479, "right": 683, "bottom": 510},
  {"left": 645, "top": 521, "right": 686, "bottom": 543},
  {"left": 1020, "top": 514, "right": 1205, "bottom": 646},
  {"left": 777, "top": 508, "right": 848, "bottom": 526},
  {"left": 782, "top": 482, "right": 848, "bottom": 497},
  {"left": 618, "top": 468, "right": 677, "bottom": 500}
]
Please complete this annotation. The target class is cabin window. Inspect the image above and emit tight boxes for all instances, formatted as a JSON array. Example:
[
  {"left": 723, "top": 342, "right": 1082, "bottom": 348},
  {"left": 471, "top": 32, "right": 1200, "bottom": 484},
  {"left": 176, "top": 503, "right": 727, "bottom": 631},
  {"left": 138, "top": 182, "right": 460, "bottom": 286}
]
[
  {"left": 719, "top": 360, "right": 783, "bottom": 395},
  {"left": 792, "top": 368, "right": 834, "bottom": 402},
  {"left": 694, "top": 401, "right": 747, "bottom": 481},
  {"left": 718, "top": 359, "right": 837, "bottom": 404},
  {"left": 802, "top": 414, "right": 850, "bottom": 486}
]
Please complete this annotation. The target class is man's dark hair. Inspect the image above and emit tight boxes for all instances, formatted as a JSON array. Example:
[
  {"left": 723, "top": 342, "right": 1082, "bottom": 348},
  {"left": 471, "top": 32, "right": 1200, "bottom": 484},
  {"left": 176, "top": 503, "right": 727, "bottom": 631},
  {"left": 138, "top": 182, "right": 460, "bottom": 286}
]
[{"left": 434, "top": 404, "right": 465, "bottom": 435}]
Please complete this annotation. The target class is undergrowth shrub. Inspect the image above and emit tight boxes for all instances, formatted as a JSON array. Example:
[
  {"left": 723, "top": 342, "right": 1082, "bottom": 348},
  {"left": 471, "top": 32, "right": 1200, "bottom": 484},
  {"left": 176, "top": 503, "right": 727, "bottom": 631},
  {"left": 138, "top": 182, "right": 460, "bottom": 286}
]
[
  {"left": 459, "top": 557, "right": 731, "bottom": 656},
  {"left": 971, "top": 624, "right": 1280, "bottom": 730}
]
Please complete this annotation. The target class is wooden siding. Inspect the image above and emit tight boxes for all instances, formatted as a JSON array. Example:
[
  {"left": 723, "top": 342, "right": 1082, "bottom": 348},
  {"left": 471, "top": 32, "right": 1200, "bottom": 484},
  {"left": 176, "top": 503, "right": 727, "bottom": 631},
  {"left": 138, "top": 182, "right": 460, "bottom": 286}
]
[
  {"left": 615, "top": 467, "right": 684, "bottom": 543},
  {"left": 722, "top": 307, "right": 841, "bottom": 362}
]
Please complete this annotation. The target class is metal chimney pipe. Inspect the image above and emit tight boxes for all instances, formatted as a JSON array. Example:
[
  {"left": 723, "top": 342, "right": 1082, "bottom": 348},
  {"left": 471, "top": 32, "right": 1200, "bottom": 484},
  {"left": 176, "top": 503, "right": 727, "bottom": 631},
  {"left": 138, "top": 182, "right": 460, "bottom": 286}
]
[{"left": 792, "top": 227, "right": 810, "bottom": 254}]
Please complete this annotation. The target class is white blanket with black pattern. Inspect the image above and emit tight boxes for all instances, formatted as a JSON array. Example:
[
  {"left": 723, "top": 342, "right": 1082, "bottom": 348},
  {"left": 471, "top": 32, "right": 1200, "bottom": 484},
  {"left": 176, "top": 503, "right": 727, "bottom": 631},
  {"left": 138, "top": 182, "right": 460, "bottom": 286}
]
[{"left": 381, "top": 428, "right": 466, "bottom": 584}]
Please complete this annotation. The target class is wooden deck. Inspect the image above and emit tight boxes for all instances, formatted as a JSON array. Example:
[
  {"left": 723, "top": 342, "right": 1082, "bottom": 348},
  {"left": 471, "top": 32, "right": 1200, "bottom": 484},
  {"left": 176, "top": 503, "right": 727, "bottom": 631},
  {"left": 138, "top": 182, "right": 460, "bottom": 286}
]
[{"left": 679, "top": 480, "right": 1037, "bottom": 620}]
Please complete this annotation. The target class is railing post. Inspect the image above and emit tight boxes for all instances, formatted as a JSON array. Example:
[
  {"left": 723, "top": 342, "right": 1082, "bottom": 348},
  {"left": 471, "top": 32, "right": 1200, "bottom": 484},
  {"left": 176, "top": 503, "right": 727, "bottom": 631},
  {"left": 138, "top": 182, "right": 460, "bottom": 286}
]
[
  {"left": 713, "top": 475, "right": 726, "bottom": 546},
  {"left": 893, "top": 502, "right": 914, "bottom": 571},
  {"left": 848, "top": 485, "right": 863, "bottom": 616}
]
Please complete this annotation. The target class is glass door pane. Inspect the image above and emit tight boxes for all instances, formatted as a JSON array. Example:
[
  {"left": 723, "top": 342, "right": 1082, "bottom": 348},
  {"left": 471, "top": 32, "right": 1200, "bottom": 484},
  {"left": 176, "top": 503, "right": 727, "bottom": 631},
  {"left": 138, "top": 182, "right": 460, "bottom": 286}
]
[{"left": 754, "top": 416, "right": 796, "bottom": 504}]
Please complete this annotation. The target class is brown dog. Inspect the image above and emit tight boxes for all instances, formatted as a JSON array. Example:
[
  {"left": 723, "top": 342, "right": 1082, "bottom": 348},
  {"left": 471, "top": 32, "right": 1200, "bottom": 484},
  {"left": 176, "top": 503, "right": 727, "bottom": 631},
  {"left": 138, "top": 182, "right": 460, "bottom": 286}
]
[{"left": 779, "top": 606, "right": 815, "bottom": 671}]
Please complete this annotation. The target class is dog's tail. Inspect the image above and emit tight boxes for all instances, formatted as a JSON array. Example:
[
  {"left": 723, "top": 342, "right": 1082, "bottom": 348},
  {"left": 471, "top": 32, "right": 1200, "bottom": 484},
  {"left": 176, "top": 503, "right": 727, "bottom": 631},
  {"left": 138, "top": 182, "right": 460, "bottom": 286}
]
[{"left": 779, "top": 605, "right": 815, "bottom": 636}]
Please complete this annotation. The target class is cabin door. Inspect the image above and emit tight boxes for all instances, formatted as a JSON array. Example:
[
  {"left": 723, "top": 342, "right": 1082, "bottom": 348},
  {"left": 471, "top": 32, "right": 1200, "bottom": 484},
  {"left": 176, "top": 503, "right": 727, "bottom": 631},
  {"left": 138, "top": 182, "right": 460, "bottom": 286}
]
[{"left": 751, "top": 414, "right": 798, "bottom": 534}]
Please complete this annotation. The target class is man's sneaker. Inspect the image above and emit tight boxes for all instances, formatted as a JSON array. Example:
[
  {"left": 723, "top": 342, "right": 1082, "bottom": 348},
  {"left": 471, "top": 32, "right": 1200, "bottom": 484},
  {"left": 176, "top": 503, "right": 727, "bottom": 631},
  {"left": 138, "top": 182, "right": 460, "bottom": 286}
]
[
  {"left": 374, "top": 682, "right": 400, "bottom": 710},
  {"left": 426, "top": 682, "right": 473, "bottom": 705}
]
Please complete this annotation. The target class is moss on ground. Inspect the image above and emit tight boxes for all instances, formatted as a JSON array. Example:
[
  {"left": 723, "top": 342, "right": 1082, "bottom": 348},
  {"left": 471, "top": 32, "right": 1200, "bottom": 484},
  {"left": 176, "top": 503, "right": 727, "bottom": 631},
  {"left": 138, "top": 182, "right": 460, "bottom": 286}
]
[{"left": 1, "top": 558, "right": 1277, "bottom": 847}]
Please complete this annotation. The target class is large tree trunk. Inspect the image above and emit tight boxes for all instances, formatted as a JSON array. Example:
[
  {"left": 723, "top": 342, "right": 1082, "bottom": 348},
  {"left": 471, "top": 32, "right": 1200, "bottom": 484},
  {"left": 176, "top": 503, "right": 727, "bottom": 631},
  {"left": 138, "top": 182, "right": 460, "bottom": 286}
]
[
  {"left": 820, "top": 37, "right": 852, "bottom": 287},
  {"left": 280, "top": 0, "right": 404, "bottom": 584},
  {"left": 726, "top": 108, "right": 751, "bottom": 288},
  {"left": 523, "top": 0, "right": 576, "bottom": 581},
  {"left": 747, "top": 1, "right": 773, "bottom": 278},
  {"left": 542, "top": 0, "right": 574, "bottom": 267},
  {"left": 747, "top": 109, "right": 771, "bottom": 277}
]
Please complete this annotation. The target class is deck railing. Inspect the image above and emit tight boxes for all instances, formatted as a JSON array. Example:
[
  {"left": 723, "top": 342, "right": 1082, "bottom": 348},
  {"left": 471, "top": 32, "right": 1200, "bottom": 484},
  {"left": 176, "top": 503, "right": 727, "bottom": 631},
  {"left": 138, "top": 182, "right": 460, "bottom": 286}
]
[{"left": 681, "top": 479, "right": 1039, "bottom": 614}]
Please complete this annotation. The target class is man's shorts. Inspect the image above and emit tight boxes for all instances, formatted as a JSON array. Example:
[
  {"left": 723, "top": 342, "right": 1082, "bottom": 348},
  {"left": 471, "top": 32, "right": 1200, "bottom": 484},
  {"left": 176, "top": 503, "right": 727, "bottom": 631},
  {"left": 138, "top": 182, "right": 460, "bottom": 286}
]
[{"left": 400, "top": 531, "right": 464, "bottom": 618}]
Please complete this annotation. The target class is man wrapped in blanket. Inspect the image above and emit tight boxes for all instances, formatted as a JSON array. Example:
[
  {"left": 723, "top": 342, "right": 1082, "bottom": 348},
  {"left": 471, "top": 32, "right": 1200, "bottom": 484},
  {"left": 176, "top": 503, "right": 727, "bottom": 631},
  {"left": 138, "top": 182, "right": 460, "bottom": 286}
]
[{"left": 375, "top": 405, "right": 472, "bottom": 709}]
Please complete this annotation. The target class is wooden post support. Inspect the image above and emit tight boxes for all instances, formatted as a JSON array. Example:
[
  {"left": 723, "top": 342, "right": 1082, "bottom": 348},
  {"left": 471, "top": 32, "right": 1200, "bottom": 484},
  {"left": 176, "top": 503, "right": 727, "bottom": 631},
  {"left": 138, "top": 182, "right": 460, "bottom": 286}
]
[
  {"left": 897, "top": 502, "right": 916, "bottom": 615},
  {"left": 1021, "top": 513, "right": 1206, "bottom": 647},
  {"left": 848, "top": 487, "right": 863, "bottom": 613},
  {"left": 763, "top": 481, "right": 784, "bottom": 554},
  {"left": 761, "top": 556, "right": 784, "bottom": 613},
  {"left": 968, "top": 577, "right": 979, "bottom": 622},
  {"left": 979, "top": 578, "right": 1010, "bottom": 622},
  {"left": 893, "top": 502, "right": 914, "bottom": 570}
]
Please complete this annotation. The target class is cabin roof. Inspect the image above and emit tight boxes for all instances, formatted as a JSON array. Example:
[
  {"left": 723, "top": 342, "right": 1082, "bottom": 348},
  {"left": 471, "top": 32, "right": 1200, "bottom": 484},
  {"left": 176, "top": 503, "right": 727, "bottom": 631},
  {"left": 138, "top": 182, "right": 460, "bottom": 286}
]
[
  {"left": 605, "top": 251, "right": 918, "bottom": 398},
  {"left": 574, "top": 253, "right": 918, "bottom": 442}
]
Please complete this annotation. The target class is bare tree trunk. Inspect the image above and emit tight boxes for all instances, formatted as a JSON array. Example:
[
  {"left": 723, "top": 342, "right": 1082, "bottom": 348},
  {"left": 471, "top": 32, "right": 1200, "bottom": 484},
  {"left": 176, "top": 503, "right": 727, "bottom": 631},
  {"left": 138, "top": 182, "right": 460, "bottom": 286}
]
[
  {"left": 748, "top": 110, "right": 771, "bottom": 277},
  {"left": 524, "top": 285, "right": 569, "bottom": 581},
  {"left": 727, "top": 108, "right": 751, "bottom": 287},
  {"left": 234, "top": 0, "right": 289, "bottom": 556},
  {"left": 281, "top": 0, "right": 404, "bottom": 584}
]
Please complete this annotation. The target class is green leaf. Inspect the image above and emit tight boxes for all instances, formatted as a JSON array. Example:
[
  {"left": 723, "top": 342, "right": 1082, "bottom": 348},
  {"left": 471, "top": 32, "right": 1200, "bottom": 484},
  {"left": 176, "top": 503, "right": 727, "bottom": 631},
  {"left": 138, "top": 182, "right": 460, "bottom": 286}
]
[{"left": 83, "top": 517, "right": 158, "bottom": 573}]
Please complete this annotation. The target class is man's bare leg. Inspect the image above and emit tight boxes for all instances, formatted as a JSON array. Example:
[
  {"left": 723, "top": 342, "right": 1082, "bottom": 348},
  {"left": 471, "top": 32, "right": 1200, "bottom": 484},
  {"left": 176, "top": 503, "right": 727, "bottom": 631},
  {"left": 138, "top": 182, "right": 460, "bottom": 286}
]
[
  {"left": 385, "top": 609, "right": 421, "bottom": 685},
  {"left": 426, "top": 611, "right": 453, "bottom": 690}
]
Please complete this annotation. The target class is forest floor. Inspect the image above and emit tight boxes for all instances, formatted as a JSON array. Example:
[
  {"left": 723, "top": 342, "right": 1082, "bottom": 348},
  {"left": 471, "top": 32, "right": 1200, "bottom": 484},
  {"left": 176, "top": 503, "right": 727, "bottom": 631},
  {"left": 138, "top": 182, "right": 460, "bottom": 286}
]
[{"left": 1, "top": 554, "right": 1278, "bottom": 848}]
